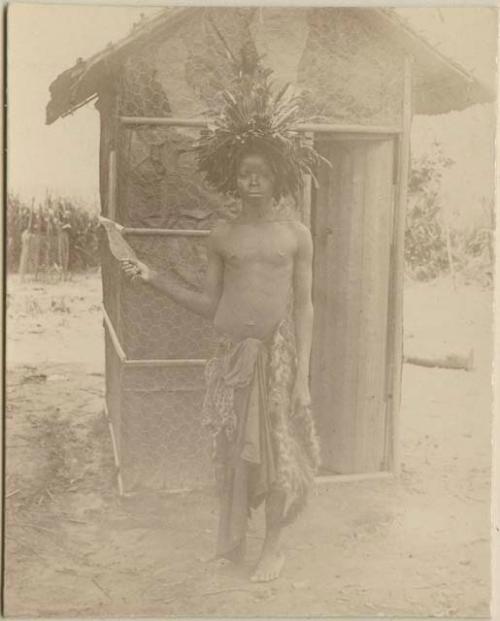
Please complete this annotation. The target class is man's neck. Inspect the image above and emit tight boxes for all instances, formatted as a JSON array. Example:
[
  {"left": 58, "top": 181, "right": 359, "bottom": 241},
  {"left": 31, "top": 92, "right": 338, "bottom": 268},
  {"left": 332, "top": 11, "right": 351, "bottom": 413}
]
[{"left": 238, "top": 199, "right": 274, "bottom": 223}]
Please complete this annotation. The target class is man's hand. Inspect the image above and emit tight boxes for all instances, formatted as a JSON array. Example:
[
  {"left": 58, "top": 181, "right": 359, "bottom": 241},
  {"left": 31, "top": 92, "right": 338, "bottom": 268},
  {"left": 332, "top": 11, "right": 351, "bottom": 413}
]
[
  {"left": 120, "top": 259, "right": 156, "bottom": 283},
  {"left": 291, "top": 377, "right": 311, "bottom": 417}
]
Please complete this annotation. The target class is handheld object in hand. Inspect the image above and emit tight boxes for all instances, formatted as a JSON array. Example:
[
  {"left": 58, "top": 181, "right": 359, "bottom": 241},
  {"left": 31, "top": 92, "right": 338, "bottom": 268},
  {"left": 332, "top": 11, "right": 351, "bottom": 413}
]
[{"left": 100, "top": 217, "right": 138, "bottom": 262}]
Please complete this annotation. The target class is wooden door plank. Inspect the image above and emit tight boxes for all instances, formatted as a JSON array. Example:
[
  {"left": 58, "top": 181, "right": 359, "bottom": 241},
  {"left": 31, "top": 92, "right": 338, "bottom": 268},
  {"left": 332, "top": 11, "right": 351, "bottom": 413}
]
[
  {"left": 317, "top": 142, "right": 366, "bottom": 473},
  {"left": 355, "top": 140, "right": 394, "bottom": 472},
  {"left": 311, "top": 137, "right": 397, "bottom": 475},
  {"left": 338, "top": 143, "right": 366, "bottom": 473},
  {"left": 317, "top": 143, "right": 350, "bottom": 471}
]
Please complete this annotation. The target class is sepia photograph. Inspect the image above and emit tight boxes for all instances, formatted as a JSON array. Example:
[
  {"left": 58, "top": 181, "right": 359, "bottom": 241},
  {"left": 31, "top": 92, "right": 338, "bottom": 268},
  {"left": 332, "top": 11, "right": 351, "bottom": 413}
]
[{"left": 3, "top": 4, "right": 497, "bottom": 618}]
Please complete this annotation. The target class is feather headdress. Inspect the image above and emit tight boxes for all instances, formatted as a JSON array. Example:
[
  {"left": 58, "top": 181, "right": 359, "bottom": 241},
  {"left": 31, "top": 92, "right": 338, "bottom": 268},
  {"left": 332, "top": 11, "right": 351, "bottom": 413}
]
[{"left": 193, "top": 25, "right": 330, "bottom": 200}]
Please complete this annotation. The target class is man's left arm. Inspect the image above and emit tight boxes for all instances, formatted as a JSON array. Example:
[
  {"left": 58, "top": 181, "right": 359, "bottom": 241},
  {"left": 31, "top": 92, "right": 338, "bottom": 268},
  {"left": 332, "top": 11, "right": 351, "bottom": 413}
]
[{"left": 292, "top": 222, "right": 314, "bottom": 411}]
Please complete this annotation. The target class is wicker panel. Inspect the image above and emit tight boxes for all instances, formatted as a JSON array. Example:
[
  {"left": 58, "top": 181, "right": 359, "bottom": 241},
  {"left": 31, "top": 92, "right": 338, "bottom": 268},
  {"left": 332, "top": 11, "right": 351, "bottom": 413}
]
[{"left": 119, "top": 364, "right": 213, "bottom": 492}]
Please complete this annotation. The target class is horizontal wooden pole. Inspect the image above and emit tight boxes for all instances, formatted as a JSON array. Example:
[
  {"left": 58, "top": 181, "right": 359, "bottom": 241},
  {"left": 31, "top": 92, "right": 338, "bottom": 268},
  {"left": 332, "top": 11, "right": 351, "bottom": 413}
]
[
  {"left": 121, "top": 471, "right": 394, "bottom": 496},
  {"left": 100, "top": 216, "right": 210, "bottom": 238},
  {"left": 120, "top": 115, "right": 401, "bottom": 135},
  {"left": 121, "top": 116, "right": 208, "bottom": 128},
  {"left": 123, "top": 227, "right": 210, "bottom": 237},
  {"left": 124, "top": 358, "right": 207, "bottom": 368},
  {"left": 315, "top": 471, "right": 394, "bottom": 485},
  {"left": 122, "top": 484, "right": 207, "bottom": 497},
  {"left": 297, "top": 123, "right": 401, "bottom": 135},
  {"left": 314, "top": 132, "right": 399, "bottom": 142}
]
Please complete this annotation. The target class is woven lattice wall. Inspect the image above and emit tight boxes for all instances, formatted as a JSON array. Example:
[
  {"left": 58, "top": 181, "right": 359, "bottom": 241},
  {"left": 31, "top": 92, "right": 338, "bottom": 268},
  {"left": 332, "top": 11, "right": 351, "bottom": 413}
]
[
  {"left": 121, "top": 235, "right": 216, "bottom": 360},
  {"left": 119, "top": 364, "right": 211, "bottom": 491}
]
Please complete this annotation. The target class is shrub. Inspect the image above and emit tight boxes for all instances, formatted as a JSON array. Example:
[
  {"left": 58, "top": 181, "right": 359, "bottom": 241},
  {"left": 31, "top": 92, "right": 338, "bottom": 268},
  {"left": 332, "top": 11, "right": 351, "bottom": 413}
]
[
  {"left": 405, "top": 142, "right": 454, "bottom": 281},
  {"left": 405, "top": 146, "right": 494, "bottom": 287}
]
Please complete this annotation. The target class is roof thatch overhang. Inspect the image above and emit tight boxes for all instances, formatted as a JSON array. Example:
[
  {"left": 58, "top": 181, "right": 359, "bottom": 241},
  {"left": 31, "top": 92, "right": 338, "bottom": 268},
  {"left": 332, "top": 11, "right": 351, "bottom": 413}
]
[{"left": 45, "top": 6, "right": 495, "bottom": 125}]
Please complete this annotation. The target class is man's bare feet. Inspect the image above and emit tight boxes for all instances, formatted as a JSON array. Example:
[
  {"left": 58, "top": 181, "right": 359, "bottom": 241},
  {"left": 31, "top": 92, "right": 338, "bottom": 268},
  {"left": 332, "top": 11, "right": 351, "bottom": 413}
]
[{"left": 250, "top": 547, "right": 285, "bottom": 582}]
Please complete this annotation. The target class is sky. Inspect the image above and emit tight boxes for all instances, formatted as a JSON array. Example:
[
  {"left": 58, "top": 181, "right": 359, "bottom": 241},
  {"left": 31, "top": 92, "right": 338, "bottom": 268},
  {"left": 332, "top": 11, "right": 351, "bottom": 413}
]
[{"left": 6, "top": 4, "right": 498, "bottom": 227}]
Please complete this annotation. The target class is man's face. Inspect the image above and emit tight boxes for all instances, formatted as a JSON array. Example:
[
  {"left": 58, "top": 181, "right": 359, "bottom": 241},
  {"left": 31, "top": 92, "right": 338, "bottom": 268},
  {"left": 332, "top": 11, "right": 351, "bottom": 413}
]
[{"left": 237, "top": 153, "right": 276, "bottom": 203}]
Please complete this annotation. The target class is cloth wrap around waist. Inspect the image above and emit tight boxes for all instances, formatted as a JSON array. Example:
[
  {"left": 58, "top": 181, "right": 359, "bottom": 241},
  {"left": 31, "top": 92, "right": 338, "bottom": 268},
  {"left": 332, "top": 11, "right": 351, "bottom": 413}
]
[{"left": 202, "top": 316, "right": 320, "bottom": 559}]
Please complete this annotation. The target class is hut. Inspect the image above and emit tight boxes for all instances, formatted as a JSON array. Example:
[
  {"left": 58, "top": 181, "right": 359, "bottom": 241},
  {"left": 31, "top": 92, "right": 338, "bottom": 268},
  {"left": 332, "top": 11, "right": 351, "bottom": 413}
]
[{"left": 46, "top": 7, "right": 492, "bottom": 494}]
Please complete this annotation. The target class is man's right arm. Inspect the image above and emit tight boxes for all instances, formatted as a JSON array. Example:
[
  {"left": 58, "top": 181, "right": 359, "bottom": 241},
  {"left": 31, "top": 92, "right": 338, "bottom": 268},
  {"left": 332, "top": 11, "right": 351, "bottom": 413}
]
[{"left": 121, "top": 226, "right": 224, "bottom": 320}]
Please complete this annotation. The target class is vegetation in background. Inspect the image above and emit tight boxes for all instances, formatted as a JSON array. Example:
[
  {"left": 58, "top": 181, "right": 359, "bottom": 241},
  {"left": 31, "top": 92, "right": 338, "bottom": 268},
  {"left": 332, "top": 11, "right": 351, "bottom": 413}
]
[
  {"left": 7, "top": 165, "right": 494, "bottom": 287},
  {"left": 7, "top": 194, "right": 101, "bottom": 275},
  {"left": 405, "top": 143, "right": 493, "bottom": 287}
]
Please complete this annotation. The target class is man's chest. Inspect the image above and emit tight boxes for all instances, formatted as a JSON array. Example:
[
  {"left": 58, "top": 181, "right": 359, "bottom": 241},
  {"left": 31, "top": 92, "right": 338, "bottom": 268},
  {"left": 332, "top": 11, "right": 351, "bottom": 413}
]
[{"left": 220, "top": 227, "right": 296, "bottom": 268}]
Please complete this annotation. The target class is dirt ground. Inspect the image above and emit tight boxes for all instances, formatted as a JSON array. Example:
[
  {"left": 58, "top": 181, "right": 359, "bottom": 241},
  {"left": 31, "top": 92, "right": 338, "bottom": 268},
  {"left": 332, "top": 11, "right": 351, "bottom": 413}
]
[{"left": 4, "top": 272, "right": 492, "bottom": 618}]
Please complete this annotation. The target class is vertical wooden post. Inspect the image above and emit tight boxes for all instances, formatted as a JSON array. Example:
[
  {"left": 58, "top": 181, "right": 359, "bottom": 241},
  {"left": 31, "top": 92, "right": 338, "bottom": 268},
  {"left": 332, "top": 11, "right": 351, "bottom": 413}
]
[
  {"left": 301, "top": 131, "right": 314, "bottom": 227},
  {"left": 387, "top": 56, "right": 413, "bottom": 475},
  {"left": 301, "top": 131, "right": 314, "bottom": 426},
  {"left": 108, "top": 150, "right": 117, "bottom": 221}
]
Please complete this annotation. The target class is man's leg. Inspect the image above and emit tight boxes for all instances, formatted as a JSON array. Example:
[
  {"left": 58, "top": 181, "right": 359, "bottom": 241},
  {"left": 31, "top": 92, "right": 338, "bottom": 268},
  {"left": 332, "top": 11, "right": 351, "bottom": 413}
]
[{"left": 251, "top": 488, "right": 286, "bottom": 582}]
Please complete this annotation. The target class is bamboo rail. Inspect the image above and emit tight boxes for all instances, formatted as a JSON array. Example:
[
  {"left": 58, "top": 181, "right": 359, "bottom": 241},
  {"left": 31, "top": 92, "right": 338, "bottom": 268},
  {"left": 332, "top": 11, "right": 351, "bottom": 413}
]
[
  {"left": 99, "top": 216, "right": 210, "bottom": 238},
  {"left": 119, "top": 115, "right": 402, "bottom": 135},
  {"left": 124, "top": 227, "right": 210, "bottom": 237}
]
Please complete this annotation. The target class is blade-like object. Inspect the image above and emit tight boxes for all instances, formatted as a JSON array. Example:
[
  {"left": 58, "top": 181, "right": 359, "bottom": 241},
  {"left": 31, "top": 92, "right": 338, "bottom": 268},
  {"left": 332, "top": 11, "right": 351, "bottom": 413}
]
[{"left": 100, "top": 217, "right": 138, "bottom": 261}]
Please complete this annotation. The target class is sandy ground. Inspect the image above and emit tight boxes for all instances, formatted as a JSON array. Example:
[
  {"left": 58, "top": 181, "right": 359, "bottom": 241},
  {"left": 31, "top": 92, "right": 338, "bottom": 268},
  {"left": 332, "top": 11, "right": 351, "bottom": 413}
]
[{"left": 4, "top": 272, "right": 492, "bottom": 618}]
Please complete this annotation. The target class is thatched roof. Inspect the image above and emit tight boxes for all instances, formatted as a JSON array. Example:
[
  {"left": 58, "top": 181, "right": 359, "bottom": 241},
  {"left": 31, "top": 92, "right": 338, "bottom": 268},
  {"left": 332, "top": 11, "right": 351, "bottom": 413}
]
[{"left": 46, "top": 7, "right": 494, "bottom": 125}]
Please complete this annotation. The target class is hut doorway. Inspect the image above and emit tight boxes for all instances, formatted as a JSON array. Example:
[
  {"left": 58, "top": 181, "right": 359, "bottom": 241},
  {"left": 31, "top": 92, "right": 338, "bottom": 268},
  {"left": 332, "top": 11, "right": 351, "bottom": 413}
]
[{"left": 310, "top": 136, "right": 396, "bottom": 476}]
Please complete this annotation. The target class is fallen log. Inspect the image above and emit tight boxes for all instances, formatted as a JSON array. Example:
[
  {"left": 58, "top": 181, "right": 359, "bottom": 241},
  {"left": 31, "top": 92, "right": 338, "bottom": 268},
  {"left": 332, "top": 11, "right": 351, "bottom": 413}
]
[{"left": 404, "top": 349, "right": 474, "bottom": 371}]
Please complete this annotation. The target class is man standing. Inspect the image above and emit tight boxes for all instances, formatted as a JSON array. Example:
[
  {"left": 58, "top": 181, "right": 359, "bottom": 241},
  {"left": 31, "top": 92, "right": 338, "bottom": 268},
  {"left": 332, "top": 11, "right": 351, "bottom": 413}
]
[{"left": 121, "top": 62, "right": 327, "bottom": 582}]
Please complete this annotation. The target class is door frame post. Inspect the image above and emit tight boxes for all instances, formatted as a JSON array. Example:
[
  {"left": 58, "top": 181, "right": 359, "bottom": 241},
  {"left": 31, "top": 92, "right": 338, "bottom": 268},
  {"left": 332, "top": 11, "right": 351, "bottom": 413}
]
[{"left": 386, "top": 55, "right": 414, "bottom": 475}]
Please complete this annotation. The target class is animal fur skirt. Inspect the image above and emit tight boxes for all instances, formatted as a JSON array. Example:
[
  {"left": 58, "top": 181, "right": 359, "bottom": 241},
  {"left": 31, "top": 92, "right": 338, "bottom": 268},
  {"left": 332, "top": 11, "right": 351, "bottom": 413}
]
[{"left": 202, "top": 315, "right": 320, "bottom": 559}]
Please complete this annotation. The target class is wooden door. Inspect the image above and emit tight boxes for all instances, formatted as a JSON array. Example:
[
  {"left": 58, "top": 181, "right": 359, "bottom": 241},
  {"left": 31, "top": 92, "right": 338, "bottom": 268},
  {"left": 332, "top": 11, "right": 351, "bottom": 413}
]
[{"left": 311, "top": 138, "right": 396, "bottom": 474}]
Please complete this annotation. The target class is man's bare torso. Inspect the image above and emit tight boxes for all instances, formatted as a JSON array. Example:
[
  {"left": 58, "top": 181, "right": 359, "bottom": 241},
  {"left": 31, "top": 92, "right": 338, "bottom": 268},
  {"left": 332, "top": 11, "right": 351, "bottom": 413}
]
[{"left": 213, "top": 220, "right": 299, "bottom": 341}]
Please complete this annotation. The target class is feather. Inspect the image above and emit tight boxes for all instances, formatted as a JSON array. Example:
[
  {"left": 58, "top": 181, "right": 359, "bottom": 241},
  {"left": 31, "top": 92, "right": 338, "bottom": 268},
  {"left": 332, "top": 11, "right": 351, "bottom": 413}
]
[
  {"left": 192, "top": 32, "right": 330, "bottom": 199},
  {"left": 210, "top": 22, "right": 239, "bottom": 68}
]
